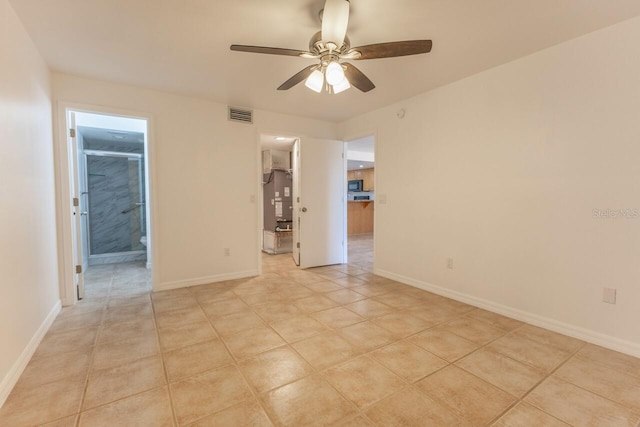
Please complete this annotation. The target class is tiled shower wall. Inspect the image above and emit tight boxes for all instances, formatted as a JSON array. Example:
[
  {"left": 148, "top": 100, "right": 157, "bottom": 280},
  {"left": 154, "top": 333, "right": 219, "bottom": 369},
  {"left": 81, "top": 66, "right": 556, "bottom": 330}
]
[{"left": 87, "top": 156, "right": 144, "bottom": 255}]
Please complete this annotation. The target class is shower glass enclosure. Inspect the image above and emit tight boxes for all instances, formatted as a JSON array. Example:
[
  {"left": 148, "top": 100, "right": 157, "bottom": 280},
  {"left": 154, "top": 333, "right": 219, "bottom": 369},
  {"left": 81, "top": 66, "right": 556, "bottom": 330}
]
[{"left": 84, "top": 150, "right": 146, "bottom": 263}]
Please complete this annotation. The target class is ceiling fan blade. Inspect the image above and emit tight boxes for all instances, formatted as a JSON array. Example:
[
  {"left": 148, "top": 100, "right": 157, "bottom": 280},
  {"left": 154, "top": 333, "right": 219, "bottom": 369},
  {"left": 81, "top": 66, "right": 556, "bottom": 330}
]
[
  {"left": 321, "top": 0, "right": 350, "bottom": 48},
  {"left": 277, "top": 65, "right": 318, "bottom": 90},
  {"left": 230, "top": 45, "right": 316, "bottom": 58},
  {"left": 344, "top": 63, "right": 375, "bottom": 92},
  {"left": 348, "top": 40, "right": 432, "bottom": 60}
]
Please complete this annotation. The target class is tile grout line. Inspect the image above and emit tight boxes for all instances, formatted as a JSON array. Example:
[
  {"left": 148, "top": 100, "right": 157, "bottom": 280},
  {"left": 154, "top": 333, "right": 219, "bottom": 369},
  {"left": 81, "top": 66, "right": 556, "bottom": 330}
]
[
  {"left": 150, "top": 287, "right": 180, "bottom": 427},
  {"left": 488, "top": 340, "right": 590, "bottom": 426},
  {"left": 233, "top": 272, "right": 448, "bottom": 425},
  {"left": 70, "top": 268, "right": 113, "bottom": 426},
  {"left": 181, "top": 284, "right": 281, "bottom": 427},
  {"left": 16, "top": 254, "right": 639, "bottom": 426},
  {"left": 76, "top": 266, "right": 172, "bottom": 425},
  {"left": 524, "top": 341, "right": 640, "bottom": 420},
  {"left": 117, "top": 268, "right": 492, "bottom": 425},
  {"left": 206, "top": 271, "right": 394, "bottom": 425}
]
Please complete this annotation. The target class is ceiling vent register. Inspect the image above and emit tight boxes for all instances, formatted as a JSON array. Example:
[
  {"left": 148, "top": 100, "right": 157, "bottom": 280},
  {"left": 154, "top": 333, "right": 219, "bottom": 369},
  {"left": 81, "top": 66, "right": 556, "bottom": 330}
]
[{"left": 228, "top": 107, "right": 253, "bottom": 124}]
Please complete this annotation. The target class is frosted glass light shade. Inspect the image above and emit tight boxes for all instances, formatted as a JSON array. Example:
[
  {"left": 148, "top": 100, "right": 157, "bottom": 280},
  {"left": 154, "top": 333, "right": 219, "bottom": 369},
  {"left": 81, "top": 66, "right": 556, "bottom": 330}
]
[
  {"left": 326, "top": 61, "right": 345, "bottom": 86},
  {"left": 305, "top": 69, "right": 324, "bottom": 93},
  {"left": 332, "top": 77, "right": 351, "bottom": 94}
]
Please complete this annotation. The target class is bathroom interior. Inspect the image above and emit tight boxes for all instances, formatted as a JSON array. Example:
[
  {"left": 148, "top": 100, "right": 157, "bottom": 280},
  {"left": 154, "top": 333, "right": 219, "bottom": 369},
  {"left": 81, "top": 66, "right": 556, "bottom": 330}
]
[{"left": 74, "top": 112, "right": 150, "bottom": 274}]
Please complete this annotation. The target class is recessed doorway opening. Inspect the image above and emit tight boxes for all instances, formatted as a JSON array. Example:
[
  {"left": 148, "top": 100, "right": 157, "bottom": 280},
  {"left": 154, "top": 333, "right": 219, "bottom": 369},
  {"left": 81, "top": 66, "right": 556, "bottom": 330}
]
[
  {"left": 346, "top": 135, "right": 375, "bottom": 271},
  {"left": 257, "top": 132, "right": 347, "bottom": 273},
  {"left": 60, "top": 107, "right": 153, "bottom": 304}
]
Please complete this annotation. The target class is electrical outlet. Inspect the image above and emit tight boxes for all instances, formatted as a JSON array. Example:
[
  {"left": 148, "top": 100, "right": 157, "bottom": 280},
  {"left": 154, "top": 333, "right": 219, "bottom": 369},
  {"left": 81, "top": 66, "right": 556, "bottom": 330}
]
[
  {"left": 602, "top": 288, "right": 616, "bottom": 304},
  {"left": 447, "top": 258, "right": 454, "bottom": 269},
  {"left": 249, "top": 194, "right": 256, "bottom": 203},
  {"left": 223, "top": 248, "right": 231, "bottom": 256},
  {"left": 378, "top": 194, "right": 387, "bottom": 205}
]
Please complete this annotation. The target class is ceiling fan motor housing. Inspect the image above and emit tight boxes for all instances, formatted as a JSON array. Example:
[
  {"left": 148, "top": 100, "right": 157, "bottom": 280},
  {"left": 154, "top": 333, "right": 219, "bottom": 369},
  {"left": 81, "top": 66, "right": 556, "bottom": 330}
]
[{"left": 309, "top": 31, "right": 351, "bottom": 57}]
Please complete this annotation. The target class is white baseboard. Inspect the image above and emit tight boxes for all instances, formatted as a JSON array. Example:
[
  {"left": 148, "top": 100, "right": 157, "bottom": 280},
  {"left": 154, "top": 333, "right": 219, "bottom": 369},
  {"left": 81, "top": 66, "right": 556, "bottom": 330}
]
[
  {"left": 0, "top": 300, "right": 61, "bottom": 407},
  {"left": 156, "top": 270, "right": 259, "bottom": 292},
  {"left": 375, "top": 269, "right": 640, "bottom": 358}
]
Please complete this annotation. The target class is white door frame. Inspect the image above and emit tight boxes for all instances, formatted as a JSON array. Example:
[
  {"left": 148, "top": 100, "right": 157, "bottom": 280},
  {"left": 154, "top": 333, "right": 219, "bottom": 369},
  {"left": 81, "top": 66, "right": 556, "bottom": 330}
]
[
  {"left": 67, "top": 111, "right": 84, "bottom": 300},
  {"left": 54, "top": 101, "right": 158, "bottom": 306},
  {"left": 344, "top": 130, "right": 378, "bottom": 271},
  {"left": 291, "top": 139, "right": 301, "bottom": 266},
  {"left": 254, "top": 129, "right": 301, "bottom": 274},
  {"left": 255, "top": 129, "right": 347, "bottom": 271}
]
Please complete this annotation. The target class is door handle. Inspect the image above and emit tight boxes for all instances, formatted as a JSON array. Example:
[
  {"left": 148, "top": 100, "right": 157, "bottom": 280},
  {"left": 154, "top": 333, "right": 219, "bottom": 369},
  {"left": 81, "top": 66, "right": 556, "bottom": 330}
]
[
  {"left": 301, "top": 207, "right": 308, "bottom": 212},
  {"left": 80, "top": 211, "right": 88, "bottom": 216}
]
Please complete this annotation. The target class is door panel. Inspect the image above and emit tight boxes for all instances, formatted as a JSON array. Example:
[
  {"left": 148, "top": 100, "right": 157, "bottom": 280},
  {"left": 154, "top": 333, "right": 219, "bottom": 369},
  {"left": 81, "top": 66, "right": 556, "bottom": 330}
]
[
  {"left": 298, "top": 137, "right": 346, "bottom": 268},
  {"left": 292, "top": 140, "right": 300, "bottom": 266},
  {"left": 68, "top": 112, "right": 84, "bottom": 299}
]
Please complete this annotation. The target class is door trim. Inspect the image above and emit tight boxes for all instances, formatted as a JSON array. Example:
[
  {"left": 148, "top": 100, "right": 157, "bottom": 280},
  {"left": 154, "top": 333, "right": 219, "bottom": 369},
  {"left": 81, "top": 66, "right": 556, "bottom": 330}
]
[
  {"left": 343, "top": 130, "right": 378, "bottom": 272},
  {"left": 54, "top": 101, "right": 158, "bottom": 306}
]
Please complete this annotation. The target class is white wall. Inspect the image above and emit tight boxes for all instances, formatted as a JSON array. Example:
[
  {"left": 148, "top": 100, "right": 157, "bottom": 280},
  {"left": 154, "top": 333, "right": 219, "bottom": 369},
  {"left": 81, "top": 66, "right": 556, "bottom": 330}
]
[
  {"left": 0, "top": 0, "right": 59, "bottom": 405},
  {"left": 340, "top": 17, "right": 640, "bottom": 356},
  {"left": 53, "top": 73, "right": 338, "bottom": 290}
]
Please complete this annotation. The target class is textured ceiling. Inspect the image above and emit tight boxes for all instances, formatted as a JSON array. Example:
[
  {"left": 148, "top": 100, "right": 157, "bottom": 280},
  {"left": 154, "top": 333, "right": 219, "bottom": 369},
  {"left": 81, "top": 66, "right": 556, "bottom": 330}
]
[{"left": 10, "top": 0, "right": 640, "bottom": 122}]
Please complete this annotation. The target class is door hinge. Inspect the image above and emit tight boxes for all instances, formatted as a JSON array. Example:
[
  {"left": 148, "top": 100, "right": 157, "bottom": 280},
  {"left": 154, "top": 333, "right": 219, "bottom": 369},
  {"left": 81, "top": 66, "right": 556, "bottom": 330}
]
[
  {"left": 73, "top": 197, "right": 79, "bottom": 207},
  {"left": 69, "top": 128, "right": 76, "bottom": 138},
  {"left": 296, "top": 242, "right": 300, "bottom": 249},
  {"left": 75, "top": 265, "right": 82, "bottom": 274}
]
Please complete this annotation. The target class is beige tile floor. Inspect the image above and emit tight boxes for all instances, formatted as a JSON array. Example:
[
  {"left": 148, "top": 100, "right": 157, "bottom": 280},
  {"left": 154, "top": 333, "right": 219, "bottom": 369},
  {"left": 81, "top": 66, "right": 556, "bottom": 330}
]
[{"left": 2, "top": 235, "right": 640, "bottom": 426}]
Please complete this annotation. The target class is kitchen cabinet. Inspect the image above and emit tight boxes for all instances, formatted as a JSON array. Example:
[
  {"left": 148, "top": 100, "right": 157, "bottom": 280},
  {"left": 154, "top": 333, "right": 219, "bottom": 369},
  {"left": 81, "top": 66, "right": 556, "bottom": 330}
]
[
  {"left": 362, "top": 168, "right": 374, "bottom": 191},
  {"left": 348, "top": 201, "right": 374, "bottom": 235},
  {"left": 347, "top": 168, "right": 374, "bottom": 191}
]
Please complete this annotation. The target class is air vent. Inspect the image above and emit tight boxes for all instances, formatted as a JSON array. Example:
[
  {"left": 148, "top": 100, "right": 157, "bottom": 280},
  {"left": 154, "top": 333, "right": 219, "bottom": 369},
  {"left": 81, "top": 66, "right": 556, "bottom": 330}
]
[{"left": 228, "top": 107, "right": 253, "bottom": 124}]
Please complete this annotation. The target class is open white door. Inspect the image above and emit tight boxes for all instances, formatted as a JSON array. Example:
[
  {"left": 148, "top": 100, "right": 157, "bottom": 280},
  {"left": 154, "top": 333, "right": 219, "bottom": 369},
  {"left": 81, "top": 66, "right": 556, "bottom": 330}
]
[
  {"left": 292, "top": 140, "right": 301, "bottom": 266},
  {"left": 67, "top": 111, "right": 85, "bottom": 300},
  {"left": 294, "top": 137, "right": 346, "bottom": 269}
]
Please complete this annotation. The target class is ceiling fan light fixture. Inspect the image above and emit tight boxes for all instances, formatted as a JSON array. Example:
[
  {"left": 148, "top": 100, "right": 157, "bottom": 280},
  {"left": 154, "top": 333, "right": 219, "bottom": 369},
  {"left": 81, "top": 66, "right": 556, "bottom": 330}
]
[
  {"left": 231, "top": 0, "right": 432, "bottom": 94},
  {"left": 325, "top": 61, "right": 345, "bottom": 86},
  {"left": 332, "top": 76, "right": 351, "bottom": 94},
  {"left": 305, "top": 69, "right": 324, "bottom": 93}
]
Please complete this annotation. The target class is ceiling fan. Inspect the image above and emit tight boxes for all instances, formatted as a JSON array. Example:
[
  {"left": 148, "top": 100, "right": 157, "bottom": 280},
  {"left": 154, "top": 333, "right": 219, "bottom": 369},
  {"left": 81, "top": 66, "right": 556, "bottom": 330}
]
[{"left": 230, "top": 0, "right": 432, "bottom": 94}]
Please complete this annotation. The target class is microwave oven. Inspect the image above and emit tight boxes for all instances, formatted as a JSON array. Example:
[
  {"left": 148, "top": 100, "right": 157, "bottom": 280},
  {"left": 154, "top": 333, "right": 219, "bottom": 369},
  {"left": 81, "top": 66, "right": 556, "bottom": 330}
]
[{"left": 348, "top": 179, "right": 363, "bottom": 192}]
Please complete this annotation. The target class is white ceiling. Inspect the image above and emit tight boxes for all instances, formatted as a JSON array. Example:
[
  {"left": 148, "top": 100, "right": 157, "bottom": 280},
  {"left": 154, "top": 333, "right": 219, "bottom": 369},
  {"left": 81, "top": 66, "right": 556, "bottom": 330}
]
[
  {"left": 78, "top": 126, "right": 144, "bottom": 145},
  {"left": 260, "top": 134, "right": 296, "bottom": 151},
  {"left": 347, "top": 135, "right": 374, "bottom": 154},
  {"left": 346, "top": 135, "right": 374, "bottom": 170},
  {"left": 10, "top": 1, "right": 640, "bottom": 122},
  {"left": 347, "top": 160, "right": 374, "bottom": 171}
]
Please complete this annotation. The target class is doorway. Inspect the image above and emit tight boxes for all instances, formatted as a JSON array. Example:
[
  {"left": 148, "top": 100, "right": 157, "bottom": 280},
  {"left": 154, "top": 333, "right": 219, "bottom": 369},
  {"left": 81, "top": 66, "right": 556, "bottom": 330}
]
[
  {"left": 60, "top": 107, "right": 153, "bottom": 304},
  {"left": 257, "top": 132, "right": 347, "bottom": 272},
  {"left": 259, "top": 134, "right": 297, "bottom": 273},
  {"left": 346, "top": 135, "right": 375, "bottom": 272}
]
